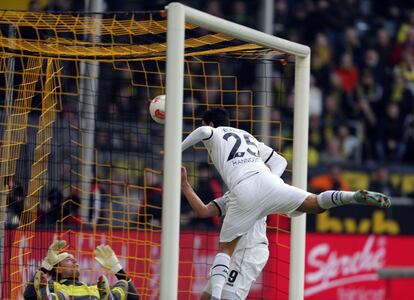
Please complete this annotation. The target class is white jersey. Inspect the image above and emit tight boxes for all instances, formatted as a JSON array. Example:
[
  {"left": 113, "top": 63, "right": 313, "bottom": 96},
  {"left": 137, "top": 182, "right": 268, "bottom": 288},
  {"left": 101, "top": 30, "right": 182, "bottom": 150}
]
[
  {"left": 182, "top": 126, "right": 285, "bottom": 190},
  {"left": 213, "top": 191, "right": 268, "bottom": 249},
  {"left": 182, "top": 125, "right": 302, "bottom": 243}
]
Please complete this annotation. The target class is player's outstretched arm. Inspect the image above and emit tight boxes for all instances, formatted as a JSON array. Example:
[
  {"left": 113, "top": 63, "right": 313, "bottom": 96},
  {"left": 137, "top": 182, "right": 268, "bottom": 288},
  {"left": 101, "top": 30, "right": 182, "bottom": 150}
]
[
  {"left": 181, "top": 166, "right": 220, "bottom": 218},
  {"left": 94, "top": 245, "right": 140, "bottom": 299},
  {"left": 181, "top": 126, "right": 213, "bottom": 151}
]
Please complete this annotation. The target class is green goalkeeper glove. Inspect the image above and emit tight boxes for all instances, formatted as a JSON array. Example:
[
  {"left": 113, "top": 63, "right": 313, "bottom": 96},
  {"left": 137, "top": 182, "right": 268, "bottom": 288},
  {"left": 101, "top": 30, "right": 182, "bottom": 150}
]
[
  {"left": 41, "top": 240, "right": 68, "bottom": 271},
  {"left": 94, "top": 245, "right": 122, "bottom": 273}
]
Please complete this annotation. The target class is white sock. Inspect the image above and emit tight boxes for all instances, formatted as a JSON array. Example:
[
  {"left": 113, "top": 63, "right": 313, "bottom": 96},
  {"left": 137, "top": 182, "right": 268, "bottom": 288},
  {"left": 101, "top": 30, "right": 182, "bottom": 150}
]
[
  {"left": 210, "top": 252, "right": 231, "bottom": 299},
  {"left": 316, "top": 190, "right": 356, "bottom": 209}
]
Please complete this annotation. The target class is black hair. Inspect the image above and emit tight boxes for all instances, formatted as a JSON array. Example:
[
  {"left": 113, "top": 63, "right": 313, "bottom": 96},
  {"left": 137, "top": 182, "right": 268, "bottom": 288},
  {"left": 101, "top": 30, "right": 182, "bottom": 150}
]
[{"left": 202, "top": 108, "right": 230, "bottom": 127}]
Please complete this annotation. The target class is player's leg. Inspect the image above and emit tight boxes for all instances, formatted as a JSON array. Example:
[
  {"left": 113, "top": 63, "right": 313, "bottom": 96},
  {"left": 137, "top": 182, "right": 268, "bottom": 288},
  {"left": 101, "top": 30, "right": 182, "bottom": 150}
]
[
  {"left": 202, "top": 245, "right": 268, "bottom": 300},
  {"left": 210, "top": 237, "right": 240, "bottom": 300},
  {"left": 200, "top": 290, "right": 234, "bottom": 300},
  {"left": 209, "top": 186, "right": 264, "bottom": 299},
  {"left": 220, "top": 245, "right": 269, "bottom": 300},
  {"left": 259, "top": 173, "right": 391, "bottom": 215},
  {"left": 297, "top": 189, "right": 391, "bottom": 214}
]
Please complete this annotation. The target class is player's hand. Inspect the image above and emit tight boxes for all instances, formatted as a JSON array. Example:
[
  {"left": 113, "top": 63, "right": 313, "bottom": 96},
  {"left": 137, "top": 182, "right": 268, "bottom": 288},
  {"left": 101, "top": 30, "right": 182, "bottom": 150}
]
[
  {"left": 41, "top": 240, "right": 67, "bottom": 271},
  {"left": 94, "top": 245, "right": 122, "bottom": 273},
  {"left": 181, "top": 166, "right": 188, "bottom": 186},
  {"left": 34, "top": 270, "right": 51, "bottom": 298}
]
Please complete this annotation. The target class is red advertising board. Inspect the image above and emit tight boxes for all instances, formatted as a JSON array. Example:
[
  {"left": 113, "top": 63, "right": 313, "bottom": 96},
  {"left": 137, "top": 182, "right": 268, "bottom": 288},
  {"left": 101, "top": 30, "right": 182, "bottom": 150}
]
[
  {"left": 305, "top": 234, "right": 414, "bottom": 300},
  {"left": 2, "top": 230, "right": 414, "bottom": 299},
  {"left": 1, "top": 229, "right": 285, "bottom": 299}
]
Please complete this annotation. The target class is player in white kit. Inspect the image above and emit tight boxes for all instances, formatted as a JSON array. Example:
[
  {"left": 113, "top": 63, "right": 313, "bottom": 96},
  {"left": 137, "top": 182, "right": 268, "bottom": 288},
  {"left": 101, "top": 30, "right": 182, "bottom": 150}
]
[
  {"left": 182, "top": 108, "right": 391, "bottom": 300},
  {"left": 181, "top": 153, "right": 285, "bottom": 299}
]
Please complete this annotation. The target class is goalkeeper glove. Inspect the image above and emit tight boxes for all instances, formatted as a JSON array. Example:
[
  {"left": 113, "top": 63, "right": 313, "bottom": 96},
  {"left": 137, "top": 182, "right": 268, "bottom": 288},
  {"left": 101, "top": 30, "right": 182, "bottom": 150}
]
[
  {"left": 41, "top": 240, "right": 69, "bottom": 271},
  {"left": 94, "top": 245, "right": 122, "bottom": 273}
]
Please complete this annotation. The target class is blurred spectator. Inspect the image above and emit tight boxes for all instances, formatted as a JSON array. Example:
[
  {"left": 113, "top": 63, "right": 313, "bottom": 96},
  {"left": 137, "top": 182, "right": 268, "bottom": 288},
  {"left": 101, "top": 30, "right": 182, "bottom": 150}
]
[
  {"left": 385, "top": 73, "right": 414, "bottom": 120},
  {"left": 109, "top": 171, "right": 133, "bottom": 228},
  {"left": 337, "top": 124, "right": 360, "bottom": 161},
  {"left": 372, "top": 0, "right": 405, "bottom": 30},
  {"left": 355, "top": 69, "right": 383, "bottom": 160},
  {"left": 237, "top": 91, "right": 253, "bottom": 132},
  {"left": 45, "top": 0, "right": 73, "bottom": 11},
  {"left": 309, "top": 163, "right": 350, "bottom": 194},
  {"left": 405, "top": 114, "right": 414, "bottom": 163},
  {"left": 28, "top": 0, "right": 43, "bottom": 11},
  {"left": 203, "top": 0, "right": 223, "bottom": 18},
  {"left": 357, "top": 97, "right": 378, "bottom": 161},
  {"left": 392, "top": 25, "right": 414, "bottom": 65},
  {"left": 118, "top": 85, "right": 138, "bottom": 122},
  {"left": 139, "top": 171, "right": 162, "bottom": 227},
  {"left": 62, "top": 193, "right": 82, "bottom": 226},
  {"left": 335, "top": 53, "right": 359, "bottom": 111},
  {"left": 89, "top": 183, "right": 110, "bottom": 226},
  {"left": 338, "top": 26, "right": 363, "bottom": 66},
  {"left": 273, "top": 0, "right": 289, "bottom": 35},
  {"left": 6, "top": 182, "right": 25, "bottom": 226},
  {"left": 309, "top": 115, "right": 324, "bottom": 152},
  {"left": 313, "top": 33, "right": 333, "bottom": 68},
  {"left": 38, "top": 188, "right": 64, "bottom": 225},
  {"left": 309, "top": 75, "right": 323, "bottom": 117},
  {"left": 356, "top": 69, "right": 383, "bottom": 110},
  {"left": 375, "top": 103, "right": 406, "bottom": 162},
  {"left": 374, "top": 28, "right": 393, "bottom": 81},
  {"left": 308, "top": 115, "right": 323, "bottom": 166},
  {"left": 311, "top": 52, "right": 332, "bottom": 94},
  {"left": 288, "top": 2, "right": 311, "bottom": 43},
  {"left": 321, "top": 93, "right": 347, "bottom": 143},
  {"left": 230, "top": 0, "right": 251, "bottom": 26},
  {"left": 393, "top": 47, "right": 414, "bottom": 95},
  {"left": 306, "top": 0, "right": 348, "bottom": 47},
  {"left": 319, "top": 136, "right": 346, "bottom": 165},
  {"left": 369, "top": 166, "right": 401, "bottom": 197}
]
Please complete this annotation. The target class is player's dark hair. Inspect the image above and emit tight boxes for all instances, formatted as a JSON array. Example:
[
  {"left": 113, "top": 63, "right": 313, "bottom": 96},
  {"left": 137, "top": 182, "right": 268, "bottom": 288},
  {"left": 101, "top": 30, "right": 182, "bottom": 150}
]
[{"left": 202, "top": 108, "right": 230, "bottom": 127}]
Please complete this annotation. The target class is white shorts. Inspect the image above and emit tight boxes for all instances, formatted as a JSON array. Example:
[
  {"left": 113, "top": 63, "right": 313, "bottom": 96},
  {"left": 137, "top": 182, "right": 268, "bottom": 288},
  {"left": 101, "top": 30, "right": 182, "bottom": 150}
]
[
  {"left": 220, "top": 171, "right": 311, "bottom": 243},
  {"left": 203, "top": 244, "right": 269, "bottom": 300}
]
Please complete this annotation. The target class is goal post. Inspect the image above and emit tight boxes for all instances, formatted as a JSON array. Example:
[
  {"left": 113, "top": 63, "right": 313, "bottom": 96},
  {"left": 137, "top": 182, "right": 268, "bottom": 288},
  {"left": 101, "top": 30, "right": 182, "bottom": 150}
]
[
  {"left": 0, "top": 5, "right": 309, "bottom": 299},
  {"left": 163, "top": 3, "right": 310, "bottom": 300}
]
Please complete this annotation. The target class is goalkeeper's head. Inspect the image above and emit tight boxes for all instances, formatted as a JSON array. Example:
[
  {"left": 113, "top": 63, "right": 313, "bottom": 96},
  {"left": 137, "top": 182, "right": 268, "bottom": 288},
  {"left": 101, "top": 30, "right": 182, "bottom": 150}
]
[{"left": 49, "top": 253, "right": 80, "bottom": 280}]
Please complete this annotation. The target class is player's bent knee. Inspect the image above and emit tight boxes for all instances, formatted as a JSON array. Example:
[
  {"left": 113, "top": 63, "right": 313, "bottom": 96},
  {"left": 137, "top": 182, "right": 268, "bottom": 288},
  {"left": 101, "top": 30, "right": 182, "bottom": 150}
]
[
  {"left": 200, "top": 291, "right": 212, "bottom": 300},
  {"left": 219, "top": 236, "right": 241, "bottom": 255},
  {"left": 297, "top": 194, "right": 325, "bottom": 214}
]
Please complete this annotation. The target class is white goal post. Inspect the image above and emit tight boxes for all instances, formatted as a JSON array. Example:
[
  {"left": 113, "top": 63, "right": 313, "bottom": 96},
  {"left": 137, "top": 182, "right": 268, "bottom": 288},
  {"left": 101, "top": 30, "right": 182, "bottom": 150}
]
[{"left": 161, "top": 2, "right": 310, "bottom": 300}]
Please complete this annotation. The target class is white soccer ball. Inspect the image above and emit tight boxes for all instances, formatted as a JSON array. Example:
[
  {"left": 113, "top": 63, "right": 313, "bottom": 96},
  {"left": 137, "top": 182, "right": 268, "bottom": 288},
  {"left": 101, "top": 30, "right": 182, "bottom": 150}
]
[{"left": 149, "top": 94, "right": 166, "bottom": 124}]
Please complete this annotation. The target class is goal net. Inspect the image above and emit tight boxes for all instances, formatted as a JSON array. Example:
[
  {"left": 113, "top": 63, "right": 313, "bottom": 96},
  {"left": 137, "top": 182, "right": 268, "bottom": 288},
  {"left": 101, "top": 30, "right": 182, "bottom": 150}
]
[{"left": 0, "top": 6, "right": 309, "bottom": 300}]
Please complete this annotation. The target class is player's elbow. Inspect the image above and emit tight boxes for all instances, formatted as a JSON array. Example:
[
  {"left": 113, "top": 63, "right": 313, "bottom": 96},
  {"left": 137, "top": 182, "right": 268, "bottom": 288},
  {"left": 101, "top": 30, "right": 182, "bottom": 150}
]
[
  {"left": 280, "top": 157, "right": 288, "bottom": 171},
  {"left": 196, "top": 210, "right": 210, "bottom": 218}
]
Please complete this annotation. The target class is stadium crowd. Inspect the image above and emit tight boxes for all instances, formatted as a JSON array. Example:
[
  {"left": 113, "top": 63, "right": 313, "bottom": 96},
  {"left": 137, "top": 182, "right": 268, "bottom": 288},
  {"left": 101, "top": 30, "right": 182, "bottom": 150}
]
[
  {"left": 90, "top": 0, "right": 414, "bottom": 167},
  {"left": 5, "top": 0, "right": 414, "bottom": 229}
]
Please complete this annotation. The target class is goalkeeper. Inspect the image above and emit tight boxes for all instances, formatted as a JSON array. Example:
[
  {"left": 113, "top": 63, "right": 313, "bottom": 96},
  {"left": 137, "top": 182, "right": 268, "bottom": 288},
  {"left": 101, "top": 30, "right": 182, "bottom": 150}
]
[{"left": 23, "top": 240, "right": 139, "bottom": 300}]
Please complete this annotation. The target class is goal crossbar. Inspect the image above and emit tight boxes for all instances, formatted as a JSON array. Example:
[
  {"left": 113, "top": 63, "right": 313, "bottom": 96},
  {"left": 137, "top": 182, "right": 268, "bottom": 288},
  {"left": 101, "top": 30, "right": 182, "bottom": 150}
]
[{"left": 161, "top": 2, "right": 310, "bottom": 300}]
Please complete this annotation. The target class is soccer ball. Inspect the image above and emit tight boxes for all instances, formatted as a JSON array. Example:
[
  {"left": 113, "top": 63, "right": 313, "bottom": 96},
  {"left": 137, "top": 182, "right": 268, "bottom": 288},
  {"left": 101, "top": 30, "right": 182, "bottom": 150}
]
[{"left": 149, "top": 95, "right": 166, "bottom": 124}]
